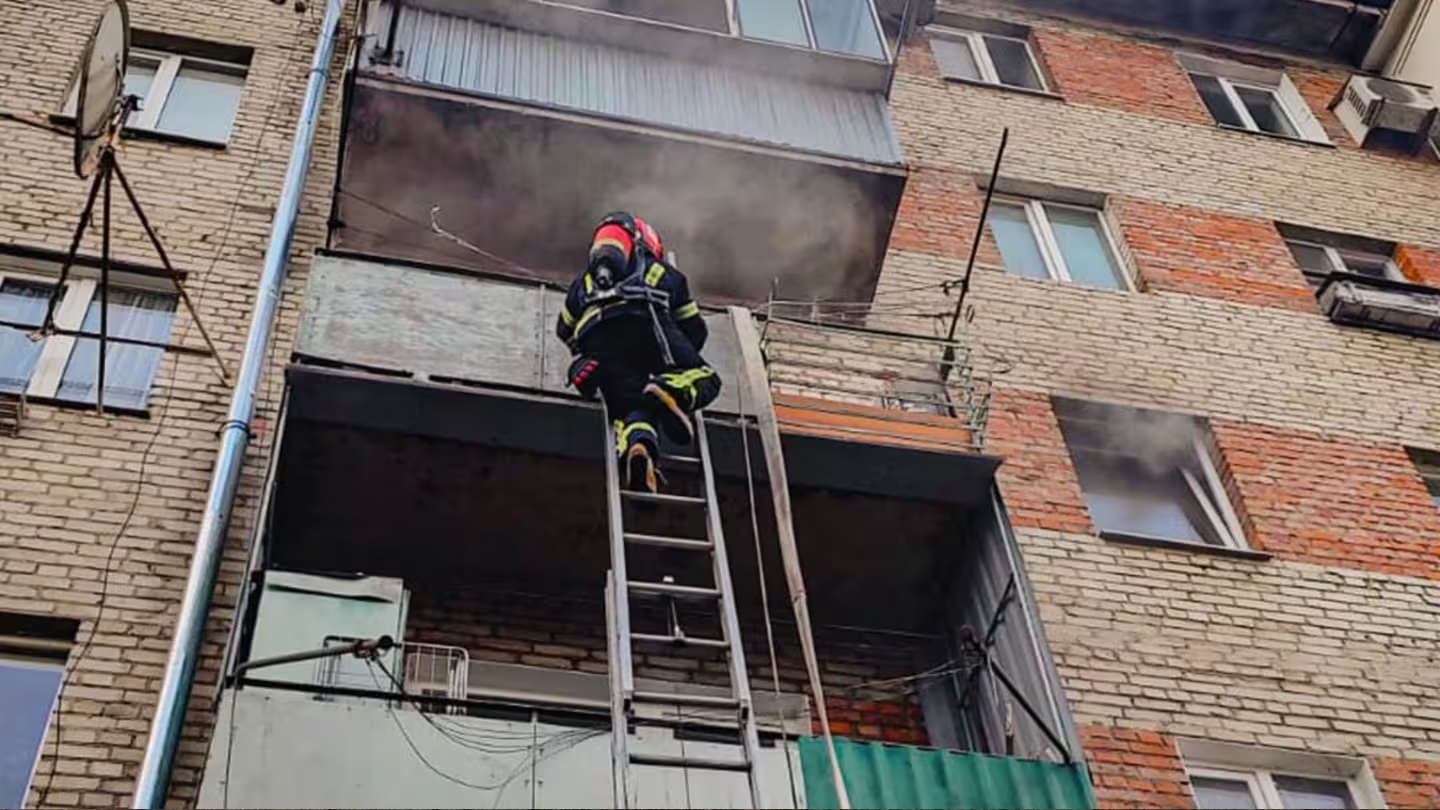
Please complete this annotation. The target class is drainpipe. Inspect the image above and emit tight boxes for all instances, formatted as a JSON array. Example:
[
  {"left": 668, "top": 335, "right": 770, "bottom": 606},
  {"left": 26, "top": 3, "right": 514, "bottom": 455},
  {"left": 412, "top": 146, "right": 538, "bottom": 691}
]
[{"left": 130, "top": 0, "right": 346, "bottom": 805}]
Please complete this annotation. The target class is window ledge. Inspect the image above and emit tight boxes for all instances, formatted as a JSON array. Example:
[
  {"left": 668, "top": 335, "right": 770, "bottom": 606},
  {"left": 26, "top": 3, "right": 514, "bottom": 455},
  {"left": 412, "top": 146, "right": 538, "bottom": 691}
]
[
  {"left": 1214, "top": 123, "right": 1335, "bottom": 150},
  {"left": 22, "top": 395, "right": 151, "bottom": 420},
  {"left": 1100, "top": 531, "right": 1273, "bottom": 562},
  {"left": 48, "top": 114, "right": 228, "bottom": 151},
  {"left": 941, "top": 76, "right": 1064, "bottom": 101}
]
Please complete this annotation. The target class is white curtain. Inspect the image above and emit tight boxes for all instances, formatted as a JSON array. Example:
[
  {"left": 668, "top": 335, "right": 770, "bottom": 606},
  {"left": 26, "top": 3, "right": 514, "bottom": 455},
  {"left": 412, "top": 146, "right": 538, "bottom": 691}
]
[
  {"left": 0, "top": 280, "right": 53, "bottom": 395},
  {"left": 58, "top": 289, "right": 176, "bottom": 409}
]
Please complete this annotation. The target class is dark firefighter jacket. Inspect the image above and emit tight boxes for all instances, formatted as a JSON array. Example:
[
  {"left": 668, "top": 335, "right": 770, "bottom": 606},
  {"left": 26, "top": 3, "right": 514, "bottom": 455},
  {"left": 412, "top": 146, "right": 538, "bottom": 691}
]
[{"left": 556, "top": 258, "right": 708, "bottom": 351}]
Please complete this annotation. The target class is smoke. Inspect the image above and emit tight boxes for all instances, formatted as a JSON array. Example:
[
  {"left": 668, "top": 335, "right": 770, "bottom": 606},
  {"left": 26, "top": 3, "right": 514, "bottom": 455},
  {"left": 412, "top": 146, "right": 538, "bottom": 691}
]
[
  {"left": 1056, "top": 398, "right": 1205, "bottom": 474},
  {"left": 341, "top": 70, "right": 888, "bottom": 304}
]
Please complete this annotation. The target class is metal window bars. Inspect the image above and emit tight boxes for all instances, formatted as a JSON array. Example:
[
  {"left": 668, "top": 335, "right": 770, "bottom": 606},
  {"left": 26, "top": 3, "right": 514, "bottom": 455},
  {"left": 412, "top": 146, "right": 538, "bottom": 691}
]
[{"left": 756, "top": 296, "right": 992, "bottom": 451}]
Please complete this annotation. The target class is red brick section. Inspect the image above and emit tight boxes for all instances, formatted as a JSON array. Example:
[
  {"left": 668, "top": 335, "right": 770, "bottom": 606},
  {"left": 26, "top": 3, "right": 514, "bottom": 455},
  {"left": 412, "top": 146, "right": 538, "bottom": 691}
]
[
  {"left": 900, "top": 29, "right": 944, "bottom": 81},
  {"left": 1082, "top": 726, "right": 1196, "bottom": 810},
  {"left": 1214, "top": 420, "right": 1440, "bottom": 580},
  {"left": 986, "top": 387, "right": 1094, "bottom": 534},
  {"left": 1291, "top": 68, "right": 1356, "bottom": 148},
  {"left": 406, "top": 588, "right": 931, "bottom": 745},
  {"left": 1395, "top": 244, "right": 1440, "bottom": 286},
  {"left": 1031, "top": 30, "right": 1211, "bottom": 126},
  {"left": 1374, "top": 758, "right": 1440, "bottom": 809},
  {"left": 889, "top": 165, "right": 995, "bottom": 262},
  {"left": 1112, "top": 198, "right": 1316, "bottom": 311}
]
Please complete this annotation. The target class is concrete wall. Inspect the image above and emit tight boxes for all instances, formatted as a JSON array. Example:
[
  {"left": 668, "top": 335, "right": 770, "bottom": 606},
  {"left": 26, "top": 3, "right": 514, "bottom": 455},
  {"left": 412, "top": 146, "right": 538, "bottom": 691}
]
[
  {"left": 196, "top": 688, "right": 803, "bottom": 809},
  {"left": 298, "top": 255, "right": 743, "bottom": 412}
]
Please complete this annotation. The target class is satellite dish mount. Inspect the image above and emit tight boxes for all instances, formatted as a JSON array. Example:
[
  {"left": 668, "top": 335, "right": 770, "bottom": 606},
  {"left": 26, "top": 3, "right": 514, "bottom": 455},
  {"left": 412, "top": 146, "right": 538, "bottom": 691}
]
[{"left": 34, "top": 0, "right": 228, "bottom": 412}]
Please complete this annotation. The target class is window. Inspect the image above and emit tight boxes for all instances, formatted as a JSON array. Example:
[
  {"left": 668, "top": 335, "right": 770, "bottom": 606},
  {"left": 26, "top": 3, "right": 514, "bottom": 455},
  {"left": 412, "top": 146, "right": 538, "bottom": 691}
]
[
  {"left": 735, "top": 0, "right": 885, "bottom": 60},
  {"left": 1191, "top": 768, "right": 1356, "bottom": 809},
  {"left": 0, "top": 618, "right": 72, "bottom": 810},
  {"left": 66, "top": 49, "right": 246, "bottom": 143},
  {"left": 931, "top": 28, "right": 1047, "bottom": 91},
  {"left": 0, "top": 269, "right": 177, "bottom": 411},
  {"left": 1409, "top": 448, "right": 1440, "bottom": 508},
  {"left": 1180, "top": 54, "right": 1329, "bottom": 144},
  {"left": 1279, "top": 226, "right": 1401, "bottom": 292},
  {"left": 988, "top": 199, "right": 1130, "bottom": 289},
  {"left": 1055, "top": 399, "right": 1247, "bottom": 549}
]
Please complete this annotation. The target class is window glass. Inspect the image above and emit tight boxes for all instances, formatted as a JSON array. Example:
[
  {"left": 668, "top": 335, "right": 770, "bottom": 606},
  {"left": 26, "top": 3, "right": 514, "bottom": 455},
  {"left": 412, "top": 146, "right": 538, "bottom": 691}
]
[
  {"left": 1285, "top": 242, "right": 1337, "bottom": 276},
  {"left": 932, "top": 36, "right": 982, "bottom": 81},
  {"left": 1191, "top": 74, "right": 1247, "bottom": 128},
  {"left": 1046, "top": 205, "right": 1126, "bottom": 289},
  {"left": 0, "top": 281, "right": 54, "bottom": 396},
  {"left": 1072, "top": 453, "right": 1216, "bottom": 545},
  {"left": 155, "top": 65, "right": 245, "bottom": 142},
  {"left": 58, "top": 289, "right": 176, "bottom": 410},
  {"left": 990, "top": 204, "right": 1049, "bottom": 280},
  {"left": 123, "top": 56, "right": 159, "bottom": 108},
  {"left": 0, "top": 660, "right": 63, "bottom": 808},
  {"left": 808, "top": 0, "right": 884, "bottom": 59},
  {"left": 1234, "top": 85, "right": 1298, "bottom": 138},
  {"left": 736, "top": 0, "right": 810, "bottom": 47},
  {"left": 1192, "top": 776, "right": 1259, "bottom": 809},
  {"left": 1273, "top": 775, "right": 1353, "bottom": 809},
  {"left": 1335, "top": 250, "right": 1393, "bottom": 279},
  {"left": 985, "top": 36, "right": 1043, "bottom": 89}
]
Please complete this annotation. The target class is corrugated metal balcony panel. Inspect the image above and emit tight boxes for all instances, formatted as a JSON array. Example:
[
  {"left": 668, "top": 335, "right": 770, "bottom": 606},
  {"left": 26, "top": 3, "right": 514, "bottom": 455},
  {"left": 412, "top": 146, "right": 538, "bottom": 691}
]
[
  {"left": 799, "top": 737, "right": 1096, "bottom": 809},
  {"left": 370, "top": 2, "right": 903, "bottom": 165}
]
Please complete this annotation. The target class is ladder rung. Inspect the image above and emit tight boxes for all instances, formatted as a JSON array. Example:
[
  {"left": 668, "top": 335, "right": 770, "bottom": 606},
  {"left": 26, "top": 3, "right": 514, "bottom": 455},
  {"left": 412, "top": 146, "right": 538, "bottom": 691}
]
[
  {"left": 624, "top": 532, "right": 711, "bottom": 551},
  {"left": 622, "top": 491, "right": 707, "bottom": 506},
  {"left": 631, "top": 633, "right": 730, "bottom": 649},
  {"left": 661, "top": 454, "right": 702, "bottom": 465},
  {"left": 629, "top": 752, "right": 752, "bottom": 773},
  {"left": 633, "top": 691, "right": 741, "bottom": 710},
  {"left": 628, "top": 580, "right": 720, "bottom": 599}
]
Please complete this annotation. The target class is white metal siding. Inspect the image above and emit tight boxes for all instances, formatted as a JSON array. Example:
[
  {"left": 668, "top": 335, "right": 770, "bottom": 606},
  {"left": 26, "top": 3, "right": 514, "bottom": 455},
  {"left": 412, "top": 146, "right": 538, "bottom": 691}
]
[{"left": 365, "top": 2, "right": 903, "bottom": 166}]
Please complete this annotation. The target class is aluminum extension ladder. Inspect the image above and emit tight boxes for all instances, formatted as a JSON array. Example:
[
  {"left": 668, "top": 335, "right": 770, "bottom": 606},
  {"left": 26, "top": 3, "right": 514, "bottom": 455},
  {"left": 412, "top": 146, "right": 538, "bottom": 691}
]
[{"left": 602, "top": 407, "right": 764, "bottom": 809}]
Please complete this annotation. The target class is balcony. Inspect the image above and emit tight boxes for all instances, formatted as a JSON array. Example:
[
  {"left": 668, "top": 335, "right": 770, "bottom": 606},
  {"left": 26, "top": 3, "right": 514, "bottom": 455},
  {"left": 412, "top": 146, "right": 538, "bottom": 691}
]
[
  {"left": 199, "top": 254, "right": 1087, "bottom": 808},
  {"left": 991, "top": 0, "right": 1389, "bottom": 64},
  {"left": 334, "top": 1, "right": 907, "bottom": 306}
]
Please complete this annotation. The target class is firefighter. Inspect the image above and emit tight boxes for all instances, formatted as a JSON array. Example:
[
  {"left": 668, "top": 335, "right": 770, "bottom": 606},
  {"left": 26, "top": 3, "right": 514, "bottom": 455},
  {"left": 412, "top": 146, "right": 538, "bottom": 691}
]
[{"left": 557, "top": 213, "right": 720, "bottom": 493}]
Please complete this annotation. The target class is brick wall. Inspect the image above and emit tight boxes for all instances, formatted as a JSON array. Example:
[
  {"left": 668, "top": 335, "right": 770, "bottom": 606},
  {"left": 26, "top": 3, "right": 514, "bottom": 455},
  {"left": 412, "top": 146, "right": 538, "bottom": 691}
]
[
  {"left": 885, "top": 1, "right": 1440, "bottom": 806},
  {"left": 405, "top": 587, "right": 932, "bottom": 746},
  {"left": 1395, "top": 244, "right": 1440, "bottom": 286},
  {"left": 0, "top": 0, "right": 345, "bottom": 806},
  {"left": 1112, "top": 198, "right": 1316, "bottom": 312},
  {"left": 1081, "top": 726, "right": 1194, "bottom": 810},
  {"left": 1215, "top": 421, "right": 1440, "bottom": 579}
]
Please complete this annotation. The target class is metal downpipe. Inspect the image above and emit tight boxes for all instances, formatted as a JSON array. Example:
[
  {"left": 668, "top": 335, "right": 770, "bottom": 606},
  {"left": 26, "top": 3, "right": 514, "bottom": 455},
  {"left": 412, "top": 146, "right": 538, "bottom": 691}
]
[{"left": 130, "top": 1, "right": 346, "bottom": 805}]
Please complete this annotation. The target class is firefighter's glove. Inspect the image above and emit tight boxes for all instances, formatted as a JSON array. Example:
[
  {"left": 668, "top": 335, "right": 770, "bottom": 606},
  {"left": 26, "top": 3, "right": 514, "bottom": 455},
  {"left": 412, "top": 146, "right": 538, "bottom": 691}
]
[{"left": 567, "top": 356, "right": 602, "bottom": 399}]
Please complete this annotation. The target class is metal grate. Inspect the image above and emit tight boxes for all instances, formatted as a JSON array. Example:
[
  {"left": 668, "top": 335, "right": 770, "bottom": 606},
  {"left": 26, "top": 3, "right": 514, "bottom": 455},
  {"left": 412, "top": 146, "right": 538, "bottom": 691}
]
[{"left": 313, "top": 636, "right": 469, "bottom": 708}]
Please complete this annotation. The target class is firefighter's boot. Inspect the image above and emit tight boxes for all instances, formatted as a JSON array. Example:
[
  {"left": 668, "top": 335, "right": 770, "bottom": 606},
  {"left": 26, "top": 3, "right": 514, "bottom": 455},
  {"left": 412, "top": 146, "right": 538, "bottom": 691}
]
[{"left": 616, "top": 419, "right": 661, "bottom": 494}]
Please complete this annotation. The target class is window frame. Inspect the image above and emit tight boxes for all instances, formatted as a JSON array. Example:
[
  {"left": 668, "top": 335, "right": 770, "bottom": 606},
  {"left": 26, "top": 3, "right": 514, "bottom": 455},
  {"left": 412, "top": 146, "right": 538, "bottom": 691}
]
[
  {"left": 992, "top": 198, "right": 1133, "bottom": 290},
  {"left": 0, "top": 267, "right": 175, "bottom": 409},
  {"left": 1207, "top": 75, "right": 1302, "bottom": 138},
  {"left": 0, "top": 652, "right": 65, "bottom": 809},
  {"left": 931, "top": 27, "right": 1049, "bottom": 91},
  {"left": 1284, "top": 238, "right": 1404, "bottom": 287},
  {"left": 1408, "top": 448, "right": 1440, "bottom": 508},
  {"left": 1188, "top": 765, "right": 1361, "bottom": 809},
  {"left": 64, "top": 49, "right": 247, "bottom": 143}
]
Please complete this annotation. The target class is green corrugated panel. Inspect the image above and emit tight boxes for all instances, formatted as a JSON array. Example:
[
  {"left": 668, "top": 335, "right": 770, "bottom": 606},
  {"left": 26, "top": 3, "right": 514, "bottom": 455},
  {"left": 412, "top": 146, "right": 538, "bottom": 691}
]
[{"left": 799, "top": 737, "right": 1096, "bottom": 809}]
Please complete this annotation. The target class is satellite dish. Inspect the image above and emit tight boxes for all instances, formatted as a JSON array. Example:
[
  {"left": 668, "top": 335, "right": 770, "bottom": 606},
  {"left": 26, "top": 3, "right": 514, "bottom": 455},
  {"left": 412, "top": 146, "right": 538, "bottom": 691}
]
[{"left": 73, "top": 0, "right": 130, "bottom": 179}]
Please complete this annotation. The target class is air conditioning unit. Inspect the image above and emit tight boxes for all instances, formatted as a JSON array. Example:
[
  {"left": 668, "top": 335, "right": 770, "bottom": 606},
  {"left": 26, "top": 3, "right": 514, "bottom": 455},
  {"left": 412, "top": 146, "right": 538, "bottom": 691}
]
[
  {"left": 1320, "top": 277, "right": 1440, "bottom": 339},
  {"left": 1333, "top": 74, "right": 1440, "bottom": 150}
]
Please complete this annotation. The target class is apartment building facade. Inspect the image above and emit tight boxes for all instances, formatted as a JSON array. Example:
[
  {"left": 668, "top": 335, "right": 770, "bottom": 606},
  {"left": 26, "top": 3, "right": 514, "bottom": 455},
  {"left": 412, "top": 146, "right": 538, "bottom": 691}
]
[{"left": 1, "top": 0, "right": 1439, "bottom": 808}]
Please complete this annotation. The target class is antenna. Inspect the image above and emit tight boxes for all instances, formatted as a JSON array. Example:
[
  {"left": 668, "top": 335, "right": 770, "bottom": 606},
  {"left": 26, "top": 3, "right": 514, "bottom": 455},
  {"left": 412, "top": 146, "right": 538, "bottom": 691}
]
[{"left": 31, "top": 0, "right": 229, "bottom": 414}]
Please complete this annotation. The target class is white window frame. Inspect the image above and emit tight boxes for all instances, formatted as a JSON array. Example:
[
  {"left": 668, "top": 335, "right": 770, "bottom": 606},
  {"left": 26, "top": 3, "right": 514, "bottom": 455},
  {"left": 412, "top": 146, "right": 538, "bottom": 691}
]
[
  {"left": 1180, "top": 53, "right": 1330, "bottom": 144},
  {"left": 1207, "top": 76, "right": 1303, "bottom": 137},
  {"left": 64, "top": 49, "right": 247, "bottom": 142},
  {"left": 0, "top": 653, "right": 64, "bottom": 810},
  {"left": 1189, "top": 765, "right": 1365, "bottom": 809},
  {"left": 995, "top": 198, "right": 1133, "bottom": 290},
  {"left": 0, "top": 267, "right": 173, "bottom": 404},
  {"left": 931, "top": 27, "right": 1048, "bottom": 91},
  {"left": 1285, "top": 238, "right": 1404, "bottom": 282}
]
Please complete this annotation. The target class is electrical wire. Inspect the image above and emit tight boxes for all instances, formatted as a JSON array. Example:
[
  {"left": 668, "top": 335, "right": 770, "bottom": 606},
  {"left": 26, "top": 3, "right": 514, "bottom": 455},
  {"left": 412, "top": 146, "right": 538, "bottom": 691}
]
[
  {"left": 0, "top": 110, "right": 72, "bottom": 136},
  {"left": 736, "top": 377, "right": 800, "bottom": 807},
  {"left": 35, "top": 12, "right": 317, "bottom": 807},
  {"left": 337, "top": 189, "right": 545, "bottom": 279}
]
